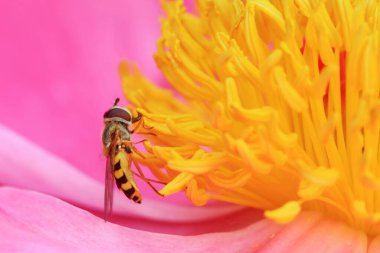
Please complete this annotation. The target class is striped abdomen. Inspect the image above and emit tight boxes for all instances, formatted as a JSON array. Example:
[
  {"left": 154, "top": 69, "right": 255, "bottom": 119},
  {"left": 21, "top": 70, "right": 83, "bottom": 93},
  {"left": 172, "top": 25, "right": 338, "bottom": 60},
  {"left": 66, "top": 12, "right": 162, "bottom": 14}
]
[{"left": 112, "top": 150, "right": 142, "bottom": 203}]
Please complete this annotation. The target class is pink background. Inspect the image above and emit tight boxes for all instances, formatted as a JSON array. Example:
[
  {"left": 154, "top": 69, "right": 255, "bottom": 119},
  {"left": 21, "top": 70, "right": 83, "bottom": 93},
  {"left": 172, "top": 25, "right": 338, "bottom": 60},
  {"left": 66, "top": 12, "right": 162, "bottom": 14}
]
[{"left": 0, "top": 1, "right": 165, "bottom": 183}]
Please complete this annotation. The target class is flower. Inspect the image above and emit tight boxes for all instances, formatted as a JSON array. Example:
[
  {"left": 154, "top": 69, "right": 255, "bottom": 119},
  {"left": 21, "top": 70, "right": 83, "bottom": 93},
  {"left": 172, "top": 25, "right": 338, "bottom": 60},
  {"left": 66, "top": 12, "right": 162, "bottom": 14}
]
[
  {"left": 1, "top": 0, "right": 380, "bottom": 252},
  {"left": 0, "top": 0, "right": 255, "bottom": 250},
  {"left": 122, "top": 0, "right": 380, "bottom": 239},
  {"left": 1, "top": 123, "right": 367, "bottom": 251}
]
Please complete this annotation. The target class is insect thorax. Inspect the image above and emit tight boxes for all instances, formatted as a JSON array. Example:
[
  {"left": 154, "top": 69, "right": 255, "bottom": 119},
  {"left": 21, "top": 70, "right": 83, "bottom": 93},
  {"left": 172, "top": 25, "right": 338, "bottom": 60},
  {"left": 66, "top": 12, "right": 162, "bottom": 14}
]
[{"left": 102, "top": 122, "right": 131, "bottom": 153}]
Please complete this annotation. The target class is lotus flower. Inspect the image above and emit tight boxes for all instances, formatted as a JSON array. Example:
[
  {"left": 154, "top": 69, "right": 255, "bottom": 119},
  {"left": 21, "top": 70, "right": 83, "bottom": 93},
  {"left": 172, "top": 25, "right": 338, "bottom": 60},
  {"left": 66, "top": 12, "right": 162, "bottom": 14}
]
[{"left": 1, "top": 0, "right": 380, "bottom": 252}]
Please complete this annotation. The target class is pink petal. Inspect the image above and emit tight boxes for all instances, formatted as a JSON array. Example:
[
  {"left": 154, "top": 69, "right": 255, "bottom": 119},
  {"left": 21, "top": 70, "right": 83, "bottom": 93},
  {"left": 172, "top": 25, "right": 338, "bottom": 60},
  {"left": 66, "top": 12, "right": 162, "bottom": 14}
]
[
  {"left": 0, "top": 186, "right": 278, "bottom": 253},
  {"left": 0, "top": 124, "right": 259, "bottom": 234},
  {"left": 184, "top": 0, "right": 196, "bottom": 13},
  {"left": 0, "top": 187, "right": 369, "bottom": 253},
  {"left": 253, "top": 213, "right": 367, "bottom": 253},
  {"left": 0, "top": 1, "right": 164, "bottom": 181}
]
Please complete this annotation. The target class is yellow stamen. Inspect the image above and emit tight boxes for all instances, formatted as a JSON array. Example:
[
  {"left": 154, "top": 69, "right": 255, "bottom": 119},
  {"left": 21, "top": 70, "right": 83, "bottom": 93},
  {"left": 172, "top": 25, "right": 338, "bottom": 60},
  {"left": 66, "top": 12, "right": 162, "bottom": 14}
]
[
  {"left": 120, "top": 0, "right": 380, "bottom": 235},
  {"left": 265, "top": 201, "right": 301, "bottom": 224}
]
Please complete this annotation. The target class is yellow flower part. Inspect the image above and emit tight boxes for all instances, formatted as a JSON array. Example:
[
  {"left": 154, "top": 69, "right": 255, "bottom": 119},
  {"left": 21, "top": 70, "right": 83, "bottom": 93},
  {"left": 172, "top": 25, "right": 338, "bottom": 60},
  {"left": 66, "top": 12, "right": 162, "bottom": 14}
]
[{"left": 120, "top": 0, "right": 380, "bottom": 235}]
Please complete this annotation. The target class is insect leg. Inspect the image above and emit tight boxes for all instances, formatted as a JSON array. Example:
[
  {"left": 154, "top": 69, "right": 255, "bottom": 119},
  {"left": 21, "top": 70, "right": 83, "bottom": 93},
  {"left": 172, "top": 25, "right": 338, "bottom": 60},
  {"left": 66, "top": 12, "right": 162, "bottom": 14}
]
[
  {"left": 131, "top": 157, "right": 164, "bottom": 196},
  {"left": 129, "top": 145, "right": 146, "bottom": 159},
  {"left": 131, "top": 114, "right": 154, "bottom": 134},
  {"left": 132, "top": 139, "right": 158, "bottom": 147},
  {"left": 132, "top": 171, "right": 166, "bottom": 185},
  {"left": 133, "top": 139, "right": 147, "bottom": 145},
  {"left": 137, "top": 132, "right": 157, "bottom": 136},
  {"left": 128, "top": 147, "right": 165, "bottom": 194},
  {"left": 142, "top": 120, "right": 154, "bottom": 130},
  {"left": 131, "top": 111, "right": 142, "bottom": 123}
]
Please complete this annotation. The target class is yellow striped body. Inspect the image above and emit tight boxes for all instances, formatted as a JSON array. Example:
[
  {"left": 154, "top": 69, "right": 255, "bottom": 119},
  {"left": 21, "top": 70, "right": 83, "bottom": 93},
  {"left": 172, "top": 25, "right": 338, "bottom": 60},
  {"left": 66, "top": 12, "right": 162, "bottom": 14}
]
[{"left": 112, "top": 149, "right": 142, "bottom": 203}]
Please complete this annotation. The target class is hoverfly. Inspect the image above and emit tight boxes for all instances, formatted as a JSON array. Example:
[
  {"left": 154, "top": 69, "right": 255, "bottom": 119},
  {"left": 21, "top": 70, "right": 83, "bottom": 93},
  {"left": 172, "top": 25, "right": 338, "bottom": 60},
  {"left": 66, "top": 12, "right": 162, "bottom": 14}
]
[{"left": 102, "top": 98, "right": 162, "bottom": 220}]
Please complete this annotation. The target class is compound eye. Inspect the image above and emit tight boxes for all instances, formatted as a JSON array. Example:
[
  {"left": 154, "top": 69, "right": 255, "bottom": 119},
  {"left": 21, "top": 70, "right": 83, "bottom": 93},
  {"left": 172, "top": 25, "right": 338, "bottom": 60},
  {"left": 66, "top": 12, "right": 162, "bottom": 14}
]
[{"left": 103, "top": 107, "right": 132, "bottom": 123}]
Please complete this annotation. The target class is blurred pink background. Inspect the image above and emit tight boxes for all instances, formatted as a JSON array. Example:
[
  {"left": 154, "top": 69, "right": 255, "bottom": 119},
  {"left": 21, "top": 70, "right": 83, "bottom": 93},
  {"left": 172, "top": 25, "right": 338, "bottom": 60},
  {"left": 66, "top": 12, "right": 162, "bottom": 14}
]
[{"left": 0, "top": 1, "right": 164, "bottom": 182}]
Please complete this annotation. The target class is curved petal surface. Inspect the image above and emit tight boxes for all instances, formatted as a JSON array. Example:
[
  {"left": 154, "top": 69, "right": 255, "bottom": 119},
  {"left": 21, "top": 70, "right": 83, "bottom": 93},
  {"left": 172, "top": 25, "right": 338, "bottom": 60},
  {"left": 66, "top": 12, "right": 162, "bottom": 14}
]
[{"left": 0, "top": 187, "right": 368, "bottom": 253}]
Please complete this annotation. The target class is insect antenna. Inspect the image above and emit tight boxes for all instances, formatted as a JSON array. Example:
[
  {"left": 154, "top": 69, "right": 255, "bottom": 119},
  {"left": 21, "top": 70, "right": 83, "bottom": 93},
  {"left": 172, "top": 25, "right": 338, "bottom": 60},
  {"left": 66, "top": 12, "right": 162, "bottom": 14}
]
[{"left": 113, "top": 97, "right": 120, "bottom": 106}]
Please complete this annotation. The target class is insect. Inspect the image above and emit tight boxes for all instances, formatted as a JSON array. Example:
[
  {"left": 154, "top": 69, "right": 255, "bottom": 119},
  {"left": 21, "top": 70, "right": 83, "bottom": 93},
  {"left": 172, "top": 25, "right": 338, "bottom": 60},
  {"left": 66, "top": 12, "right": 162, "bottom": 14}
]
[{"left": 102, "top": 98, "right": 162, "bottom": 220}]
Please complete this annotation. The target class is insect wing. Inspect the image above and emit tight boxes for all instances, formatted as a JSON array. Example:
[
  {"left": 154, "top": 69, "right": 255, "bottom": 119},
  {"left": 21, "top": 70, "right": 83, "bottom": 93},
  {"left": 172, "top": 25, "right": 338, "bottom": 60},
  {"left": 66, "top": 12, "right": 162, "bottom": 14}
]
[{"left": 104, "top": 155, "right": 114, "bottom": 221}]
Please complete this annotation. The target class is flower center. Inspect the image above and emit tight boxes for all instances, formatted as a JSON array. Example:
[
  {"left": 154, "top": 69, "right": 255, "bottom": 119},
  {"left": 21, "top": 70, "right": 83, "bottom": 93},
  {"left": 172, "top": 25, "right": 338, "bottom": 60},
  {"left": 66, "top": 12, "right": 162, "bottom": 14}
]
[{"left": 120, "top": 0, "right": 380, "bottom": 235}]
